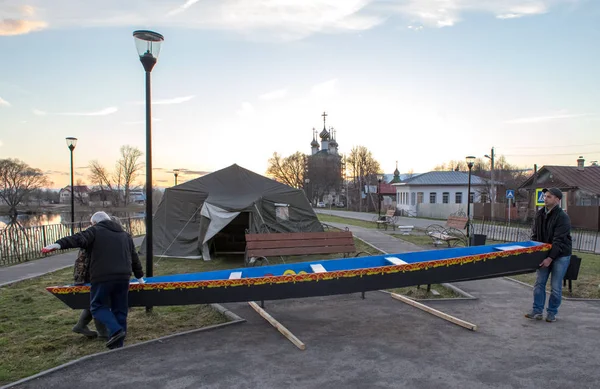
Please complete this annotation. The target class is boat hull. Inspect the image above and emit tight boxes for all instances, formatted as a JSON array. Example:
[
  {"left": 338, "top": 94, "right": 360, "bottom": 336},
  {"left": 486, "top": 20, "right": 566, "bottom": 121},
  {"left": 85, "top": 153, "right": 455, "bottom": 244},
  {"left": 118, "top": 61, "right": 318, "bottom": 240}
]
[{"left": 47, "top": 243, "right": 549, "bottom": 309}]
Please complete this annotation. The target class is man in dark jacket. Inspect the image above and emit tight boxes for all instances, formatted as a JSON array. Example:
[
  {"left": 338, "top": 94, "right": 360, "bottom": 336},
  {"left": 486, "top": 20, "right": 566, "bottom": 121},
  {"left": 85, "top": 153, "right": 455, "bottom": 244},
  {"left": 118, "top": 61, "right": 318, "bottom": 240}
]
[
  {"left": 525, "top": 188, "right": 572, "bottom": 323},
  {"left": 42, "top": 211, "right": 144, "bottom": 348}
]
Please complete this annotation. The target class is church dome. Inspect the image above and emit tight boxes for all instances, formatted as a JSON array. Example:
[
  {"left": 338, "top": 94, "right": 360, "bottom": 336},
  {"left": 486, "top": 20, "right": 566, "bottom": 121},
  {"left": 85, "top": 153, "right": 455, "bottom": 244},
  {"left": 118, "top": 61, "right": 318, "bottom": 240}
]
[
  {"left": 319, "top": 128, "right": 330, "bottom": 140},
  {"left": 311, "top": 139, "right": 319, "bottom": 147}
]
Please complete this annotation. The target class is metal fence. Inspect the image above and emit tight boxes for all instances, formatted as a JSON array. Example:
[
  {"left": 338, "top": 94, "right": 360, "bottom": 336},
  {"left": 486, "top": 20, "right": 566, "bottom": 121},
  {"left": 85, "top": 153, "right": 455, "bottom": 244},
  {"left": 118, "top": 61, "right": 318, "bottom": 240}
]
[
  {"left": 0, "top": 217, "right": 146, "bottom": 266},
  {"left": 472, "top": 217, "right": 598, "bottom": 254}
]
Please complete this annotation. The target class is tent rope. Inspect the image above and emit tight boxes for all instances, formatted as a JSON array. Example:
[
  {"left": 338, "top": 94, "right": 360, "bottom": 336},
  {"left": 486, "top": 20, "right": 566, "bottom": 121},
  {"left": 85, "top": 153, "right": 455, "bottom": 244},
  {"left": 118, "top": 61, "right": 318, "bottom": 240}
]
[{"left": 155, "top": 205, "right": 203, "bottom": 265}]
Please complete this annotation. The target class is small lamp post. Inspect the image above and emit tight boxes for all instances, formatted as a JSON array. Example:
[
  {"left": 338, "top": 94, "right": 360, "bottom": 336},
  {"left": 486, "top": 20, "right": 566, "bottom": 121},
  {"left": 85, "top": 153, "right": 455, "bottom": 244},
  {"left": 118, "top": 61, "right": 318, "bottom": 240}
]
[
  {"left": 133, "top": 30, "right": 164, "bottom": 284},
  {"left": 304, "top": 178, "right": 310, "bottom": 203},
  {"left": 66, "top": 137, "right": 77, "bottom": 235},
  {"left": 173, "top": 169, "right": 179, "bottom": 186},
  {"left": 466, "top": 156, "right": 476, "bottom": 241},
  {"left": 377, "top": 174, "right": 384, "bottom": 218}
]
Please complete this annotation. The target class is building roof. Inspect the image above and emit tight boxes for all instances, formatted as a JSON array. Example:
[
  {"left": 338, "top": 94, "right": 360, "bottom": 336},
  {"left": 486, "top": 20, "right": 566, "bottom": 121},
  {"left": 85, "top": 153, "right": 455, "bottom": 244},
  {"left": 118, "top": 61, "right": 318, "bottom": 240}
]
[
  {"left": 395, "top": 171, "right": 487, "bottom": 186},
  {"left": 61, "top": 185, "right": 90, "bottom": 193},
  {"left": 519, "top": 165, "right": 600, "bottom": 195}
]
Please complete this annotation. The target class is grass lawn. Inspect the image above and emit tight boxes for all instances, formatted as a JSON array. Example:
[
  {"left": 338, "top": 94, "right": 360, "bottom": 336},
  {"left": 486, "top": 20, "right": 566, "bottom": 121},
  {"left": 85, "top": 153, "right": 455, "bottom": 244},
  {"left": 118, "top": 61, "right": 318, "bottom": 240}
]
[
  {"left": 0, "top": 259, "right": 229, "bottom": 386},
  {"left": 318, "top": 214, "right": 378, "bottom": 229},
  {"left": 511, "top": 252, "right": 600, "bottom": 299}
]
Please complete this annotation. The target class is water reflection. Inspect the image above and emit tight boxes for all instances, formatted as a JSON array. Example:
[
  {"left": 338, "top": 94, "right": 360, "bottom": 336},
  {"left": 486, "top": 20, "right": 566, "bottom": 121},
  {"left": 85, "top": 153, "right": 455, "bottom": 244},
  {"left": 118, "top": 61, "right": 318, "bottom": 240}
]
[{"left": 0, "top": 211, "right": 144, "bottom": 229}]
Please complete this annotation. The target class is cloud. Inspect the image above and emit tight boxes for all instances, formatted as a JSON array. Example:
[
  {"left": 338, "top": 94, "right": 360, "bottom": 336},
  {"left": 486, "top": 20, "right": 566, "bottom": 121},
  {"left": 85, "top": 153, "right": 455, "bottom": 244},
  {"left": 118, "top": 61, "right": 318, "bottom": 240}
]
[
  {"left": 259, "top": 88, "right": 288, "bottom": 101},
  {"left": 33, "top": 107, "right": 118, "bottom": 116},
  {"left": 44, "top": 170, "right": 69, "bottom": 176},
  {"left": 0, "top": 96, "right": 10, "bottom": 107},
  {"left": 0, "top": 5, "right": 47, "bottom": 36},
  {"left": 236, "top": 102, "right": 255, "bottom": 116},
  {"left": 167, "top": 0, "right": 201, "bottom": 16},
  {"left": 133, "top": 95, "right": 195, "bottom": 105},
  {"left": 180, "top": 169, "right": 211, "bottom": 175},
  {"left": 505, "top": 113, "right": 592, "bottom": 124},
  {"left": 311, "top": 79, "right": 338, "bottom": 97}
]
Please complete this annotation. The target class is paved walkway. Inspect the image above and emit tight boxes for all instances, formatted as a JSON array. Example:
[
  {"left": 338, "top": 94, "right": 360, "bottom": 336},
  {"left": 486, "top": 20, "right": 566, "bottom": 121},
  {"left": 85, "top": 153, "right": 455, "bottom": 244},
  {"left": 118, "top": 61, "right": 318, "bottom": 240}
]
[
  {"left": 4, "top": 228, "right": 600, "bottom": 388},
  {"left": 315, "top": 209, "right": 435, "bottom": 230},
  {"left": 0, "top": 237, "right": 144, "bottom": 287}
]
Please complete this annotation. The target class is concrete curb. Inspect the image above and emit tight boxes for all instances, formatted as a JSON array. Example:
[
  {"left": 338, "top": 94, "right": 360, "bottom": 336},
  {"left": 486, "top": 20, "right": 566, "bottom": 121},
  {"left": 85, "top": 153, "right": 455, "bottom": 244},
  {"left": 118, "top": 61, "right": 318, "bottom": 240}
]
[
  {"left": 353, "top": 235, "right": 477, "bottom": 301},
  {"left": 503, "top": 277, "right": 600, "bottom": 302},
  {"left": 0, "top": 305, "right": 246, "bottom": 389}
]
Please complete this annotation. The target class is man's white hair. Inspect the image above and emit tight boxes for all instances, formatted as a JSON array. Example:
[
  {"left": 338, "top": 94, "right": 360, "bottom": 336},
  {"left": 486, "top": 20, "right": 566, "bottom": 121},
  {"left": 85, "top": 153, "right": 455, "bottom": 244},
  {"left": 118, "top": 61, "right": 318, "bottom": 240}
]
[{"left": 90, "top": 211, "right": 110, "bottom": 225}]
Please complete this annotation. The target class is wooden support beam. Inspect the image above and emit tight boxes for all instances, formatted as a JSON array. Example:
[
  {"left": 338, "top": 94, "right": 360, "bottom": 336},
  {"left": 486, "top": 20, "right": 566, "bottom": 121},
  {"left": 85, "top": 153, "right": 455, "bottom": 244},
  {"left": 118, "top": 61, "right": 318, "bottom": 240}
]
[
  {"left": 390, "top": 293, "right": 477, "bottom": 331},
  {"left": 248, "top": 301, "right": 306, "bottom": 350}
]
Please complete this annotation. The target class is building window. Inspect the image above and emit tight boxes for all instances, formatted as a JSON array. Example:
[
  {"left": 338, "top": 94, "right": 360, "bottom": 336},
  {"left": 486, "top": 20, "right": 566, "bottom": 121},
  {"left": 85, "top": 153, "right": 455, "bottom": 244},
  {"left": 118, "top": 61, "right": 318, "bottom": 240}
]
[
  {"left": 480, "top": 193, "right": 488, "bottom": 203},
  {"left": 417, "top": 192, "right": 424, "bottom": 204},
  {"left": 411, "top": 192, "right": 416, "bottom": 206},
  {"left": 275, "top": 203, "right": 289, "bottom": 221},
  {"left": 442, "top": 192, "right": 449, "bottom": 204},
  {"left": 429, "top": 192, "right": 437, "bottom": 204},
  {"left": 455, "top": 192, "right": 462, "bottom": 204},
  {"left": 469, "top": 192, "right": 474, "bottom": 203}
]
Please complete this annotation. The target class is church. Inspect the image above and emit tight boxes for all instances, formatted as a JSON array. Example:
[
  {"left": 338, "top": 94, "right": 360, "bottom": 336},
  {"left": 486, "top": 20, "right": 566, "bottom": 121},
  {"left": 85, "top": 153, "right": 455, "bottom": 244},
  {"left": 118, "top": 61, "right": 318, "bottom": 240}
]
[{"left": 305, "top": 112, "right": 344, "bottom": 206}]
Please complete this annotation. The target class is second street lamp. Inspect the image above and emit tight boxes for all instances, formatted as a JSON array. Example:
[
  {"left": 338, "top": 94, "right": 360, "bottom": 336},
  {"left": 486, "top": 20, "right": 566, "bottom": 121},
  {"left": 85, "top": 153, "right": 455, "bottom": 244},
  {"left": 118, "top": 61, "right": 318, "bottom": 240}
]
[
  {"left": 377, "top": 174, "right": 384, "bottom": 219},
  {"left": 66, "top": 137, "right": 77, "bottom": 235},
  {"left": 466, "top": 155, "right": 476, "bottom": 242},
  {"left": 173, "top": 169, "right": 179, "bottom": 186},
  {"left": 133, "top": 30, "right": 164, "bottom": 284}
]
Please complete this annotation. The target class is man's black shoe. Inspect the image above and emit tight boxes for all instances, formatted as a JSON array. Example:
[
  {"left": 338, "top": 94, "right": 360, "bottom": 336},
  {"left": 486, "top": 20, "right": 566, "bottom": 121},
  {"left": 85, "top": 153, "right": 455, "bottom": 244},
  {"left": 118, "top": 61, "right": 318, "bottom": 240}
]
[{"left": 105, "top": 330, "right": 126, "bottom": 349}]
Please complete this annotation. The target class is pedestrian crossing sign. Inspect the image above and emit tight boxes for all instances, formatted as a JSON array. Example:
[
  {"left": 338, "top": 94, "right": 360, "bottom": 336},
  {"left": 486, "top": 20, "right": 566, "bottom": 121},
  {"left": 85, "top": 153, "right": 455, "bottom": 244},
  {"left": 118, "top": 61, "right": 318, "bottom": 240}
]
[{"left": 535, "top": 188, "right": 545, "bottom": 206}]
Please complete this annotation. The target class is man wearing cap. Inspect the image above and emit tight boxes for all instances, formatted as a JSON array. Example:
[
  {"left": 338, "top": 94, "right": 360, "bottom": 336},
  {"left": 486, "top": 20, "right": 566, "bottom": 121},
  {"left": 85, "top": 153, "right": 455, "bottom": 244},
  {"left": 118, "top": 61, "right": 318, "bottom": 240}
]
[{"left": 525, "top": 187, "right": 572, "bottom": 322}]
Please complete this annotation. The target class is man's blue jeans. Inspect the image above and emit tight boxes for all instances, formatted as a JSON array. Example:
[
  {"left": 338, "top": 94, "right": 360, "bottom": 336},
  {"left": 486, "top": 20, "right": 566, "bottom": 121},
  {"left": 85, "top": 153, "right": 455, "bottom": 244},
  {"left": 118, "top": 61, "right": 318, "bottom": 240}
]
[
  {"left": 90, "top": 280, "right": 130, "bottom": 342},
  {"left": 533, "top": 256, "right": 571, "bottom": 315}
]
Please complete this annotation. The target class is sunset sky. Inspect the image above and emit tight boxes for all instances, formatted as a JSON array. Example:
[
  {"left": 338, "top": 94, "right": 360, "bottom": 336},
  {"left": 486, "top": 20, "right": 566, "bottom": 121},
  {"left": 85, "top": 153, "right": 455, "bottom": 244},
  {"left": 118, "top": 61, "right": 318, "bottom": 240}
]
[{"left": 1, "top": 0, "right": 599, "bottom": 188}]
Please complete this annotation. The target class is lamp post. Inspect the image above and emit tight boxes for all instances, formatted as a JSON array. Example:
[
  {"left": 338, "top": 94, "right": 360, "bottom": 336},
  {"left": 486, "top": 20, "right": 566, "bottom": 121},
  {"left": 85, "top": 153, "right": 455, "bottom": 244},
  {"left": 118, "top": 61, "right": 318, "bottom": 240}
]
[
  {"left": 377, "top": 174, "right": 384, "bottom": 218},
  {"left": 304, "top": 178, "right": 310, "bottom": 203},
  {"left": 65, "top": 137, "right": 77, "bottom": 235},
  {"left": 484, "top": 147, "right": 495, "bottom": 220},
  {"left": 173, "top": 169, "right": 179, "bottom": 186},
  {"left": 133, "top": 30, "right": 164, "bottom": 285},
  {"left": 466, "top": 156, "right": 476, "bottom": 241}
]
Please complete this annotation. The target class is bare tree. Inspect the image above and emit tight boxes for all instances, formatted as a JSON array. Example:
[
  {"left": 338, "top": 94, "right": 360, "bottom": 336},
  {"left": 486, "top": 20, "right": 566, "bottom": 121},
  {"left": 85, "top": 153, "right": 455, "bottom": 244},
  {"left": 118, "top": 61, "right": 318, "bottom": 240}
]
[
  {"left": 88, "top": 160, "right": 118, "bottom": 206},
  {"left": 266, "top": 152, "right": 306, "bottom": 188},
  {"left": 0, "top": 159, "right": 49, "bottom": 215},
  {"left": 117, "top": 145, "right": 143, "bottom": 206},
  {"left": 346, "top": 146, "right": 381, "bottom": 212}
]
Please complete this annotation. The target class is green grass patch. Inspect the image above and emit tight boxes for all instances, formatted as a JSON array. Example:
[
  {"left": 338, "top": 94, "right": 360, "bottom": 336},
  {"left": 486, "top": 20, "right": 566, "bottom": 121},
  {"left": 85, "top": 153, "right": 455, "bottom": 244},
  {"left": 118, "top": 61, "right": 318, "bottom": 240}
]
[
  {"left": 318, "top": 214, "right": 379, "bottom": 229},
  {"left": 0, "top": 259, "right": 228, "bottom": 386},
  {"left": 511, "top": 252, "right": 600, "bottom": 299}
]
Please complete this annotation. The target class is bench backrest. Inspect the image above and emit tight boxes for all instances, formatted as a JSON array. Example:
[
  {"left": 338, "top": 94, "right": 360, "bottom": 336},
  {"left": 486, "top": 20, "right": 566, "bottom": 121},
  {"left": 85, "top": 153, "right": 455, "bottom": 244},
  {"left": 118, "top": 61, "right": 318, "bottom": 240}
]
[
  {"left": 446, "top": 216, "right": 468, "bottom": 230},
  {"left": 246, "top": 231, "right": 356, "bottom": 257}
]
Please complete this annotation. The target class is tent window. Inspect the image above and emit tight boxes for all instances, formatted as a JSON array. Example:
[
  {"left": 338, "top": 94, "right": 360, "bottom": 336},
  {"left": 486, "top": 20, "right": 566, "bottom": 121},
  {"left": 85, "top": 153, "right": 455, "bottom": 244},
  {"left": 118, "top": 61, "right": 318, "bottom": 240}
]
[{"left": 275, "top": 203, "right": 289, "bottom": 221}]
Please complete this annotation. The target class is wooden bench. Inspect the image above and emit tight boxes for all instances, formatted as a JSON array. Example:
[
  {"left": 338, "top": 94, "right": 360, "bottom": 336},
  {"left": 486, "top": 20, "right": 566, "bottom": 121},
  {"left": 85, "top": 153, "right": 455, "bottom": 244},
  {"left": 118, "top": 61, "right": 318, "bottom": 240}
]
[
  {"left": 425, "top": 215, "right": 469, "bottom": 247},
  {"left": 244, "top": 231, "right": 358, "bottom": 266}
]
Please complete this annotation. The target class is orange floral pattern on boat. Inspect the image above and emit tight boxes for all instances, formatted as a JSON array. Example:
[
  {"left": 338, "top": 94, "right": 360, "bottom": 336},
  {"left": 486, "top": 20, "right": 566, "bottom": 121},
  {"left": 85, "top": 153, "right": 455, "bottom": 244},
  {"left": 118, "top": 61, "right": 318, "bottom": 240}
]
[{"left": 46, "top": 244, "right": 550, "bottom": 295}]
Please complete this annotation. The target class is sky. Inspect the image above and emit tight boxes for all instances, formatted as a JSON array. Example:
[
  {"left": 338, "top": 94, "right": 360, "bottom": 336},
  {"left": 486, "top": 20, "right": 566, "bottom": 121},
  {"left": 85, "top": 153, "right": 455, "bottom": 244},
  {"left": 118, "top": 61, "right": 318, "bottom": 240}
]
[{"left": 1, "top": 0, "right": 599, "bottom": 188}]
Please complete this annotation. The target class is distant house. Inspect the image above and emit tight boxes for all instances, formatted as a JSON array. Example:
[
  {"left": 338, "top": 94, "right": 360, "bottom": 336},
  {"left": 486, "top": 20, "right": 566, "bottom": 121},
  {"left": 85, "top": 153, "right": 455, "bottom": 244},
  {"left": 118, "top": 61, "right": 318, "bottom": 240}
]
[
  {"left": 519, "top": 156, "right": 600, "bottom": 229},
  {"left": 59, "top": 185, "right": 90, "bottom": 205},
  {"left": 393, "top": 171, "right": 488, "bottom": 219},
  {"left": 88, "top": 189, "right": 113, "bottom": 207}
]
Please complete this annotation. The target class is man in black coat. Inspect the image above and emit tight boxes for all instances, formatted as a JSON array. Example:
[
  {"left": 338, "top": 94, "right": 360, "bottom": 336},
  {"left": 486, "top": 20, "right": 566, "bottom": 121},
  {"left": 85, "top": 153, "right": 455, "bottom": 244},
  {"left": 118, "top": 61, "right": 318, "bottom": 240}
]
[
  {"left": 43, "top": 211, "right": 144, "bottom": 348},
  {"left": 525, "top": 187, "right": 572, "bottom": 322}
]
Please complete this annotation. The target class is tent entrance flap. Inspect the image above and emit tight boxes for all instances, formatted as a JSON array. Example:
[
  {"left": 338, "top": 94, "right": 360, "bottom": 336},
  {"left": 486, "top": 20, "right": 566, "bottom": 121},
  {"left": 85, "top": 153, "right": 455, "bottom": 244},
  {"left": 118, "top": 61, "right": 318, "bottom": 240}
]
[{"left": 211, "top": 212, "right": 250, "bottom": 256}]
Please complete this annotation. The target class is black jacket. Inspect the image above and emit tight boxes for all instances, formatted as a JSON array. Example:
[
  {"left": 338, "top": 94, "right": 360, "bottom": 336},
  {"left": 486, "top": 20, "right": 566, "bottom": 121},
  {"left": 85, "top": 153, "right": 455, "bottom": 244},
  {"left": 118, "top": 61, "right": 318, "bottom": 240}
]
[
  {"left": 531, "top": 206, "right": 572, "bottom": 260},
  {"left": 57, "top": 220, "right": 144, "bottom": 283}
]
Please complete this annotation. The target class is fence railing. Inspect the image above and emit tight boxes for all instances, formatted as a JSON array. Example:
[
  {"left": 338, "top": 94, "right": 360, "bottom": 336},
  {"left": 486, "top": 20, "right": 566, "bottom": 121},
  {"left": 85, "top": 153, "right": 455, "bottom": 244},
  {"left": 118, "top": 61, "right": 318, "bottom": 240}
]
[
  {"left": 472, "top": 217, "right": 598, "bottom": 254},
  {"left": 0, "top": 217, "right": 146, "bottom": 266}
]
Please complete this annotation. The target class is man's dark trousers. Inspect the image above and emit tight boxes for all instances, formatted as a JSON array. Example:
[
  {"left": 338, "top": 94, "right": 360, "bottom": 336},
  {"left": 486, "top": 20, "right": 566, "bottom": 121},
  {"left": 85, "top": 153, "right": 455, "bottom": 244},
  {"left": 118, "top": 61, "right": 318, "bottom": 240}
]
[{"left": 90, "top": 280, "right": 129, "bottom": 345}]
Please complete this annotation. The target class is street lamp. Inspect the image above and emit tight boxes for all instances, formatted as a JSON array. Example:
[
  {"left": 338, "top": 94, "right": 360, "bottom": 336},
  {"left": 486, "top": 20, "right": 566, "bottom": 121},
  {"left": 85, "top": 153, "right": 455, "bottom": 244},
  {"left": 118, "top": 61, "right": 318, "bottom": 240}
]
[
  {"left": 377, "top": 173, "right": 384, "bottom": 218},
  {"left": 484, "top": 147, "right": 495, "bottom": 220},
  {"left": 66, "top": 137, "right": 77, "bottom": 235},
  {"left": 304, "top": 178, "right": 310, "bottom": 203},
  {"left": 133, "top": 30, "right": 164, "bottom": 283},
  {"left": 466, "top": 156, "right": 476, "bottom": 240},
  {"left": 173, "top": 169, "right": 179, "bottom": 186}
]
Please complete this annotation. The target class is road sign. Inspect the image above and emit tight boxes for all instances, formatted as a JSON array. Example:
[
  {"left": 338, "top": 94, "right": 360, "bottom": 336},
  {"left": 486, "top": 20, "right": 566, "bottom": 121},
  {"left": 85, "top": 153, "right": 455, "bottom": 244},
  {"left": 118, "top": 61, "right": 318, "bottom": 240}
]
[
  {"left": 506, "top": 189, "right": 515, "bottom": 200},
  {"left": 535, "top": 188, "right": 545, "bottom": 206}
]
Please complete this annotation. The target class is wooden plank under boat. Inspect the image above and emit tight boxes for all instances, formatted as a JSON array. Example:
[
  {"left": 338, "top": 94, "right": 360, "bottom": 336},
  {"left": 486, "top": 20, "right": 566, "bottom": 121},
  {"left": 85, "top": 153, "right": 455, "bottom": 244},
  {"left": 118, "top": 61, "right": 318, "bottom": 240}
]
[{"left": 46, "top": 241, "right": 550, "bottom": 309}]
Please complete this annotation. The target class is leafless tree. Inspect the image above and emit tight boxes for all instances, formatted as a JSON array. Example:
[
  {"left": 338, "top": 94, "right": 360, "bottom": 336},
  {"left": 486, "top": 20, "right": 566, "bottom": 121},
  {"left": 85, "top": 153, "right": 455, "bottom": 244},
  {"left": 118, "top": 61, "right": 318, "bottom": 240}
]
[
  {"left": 0, "top": 159, "right": 49, "bottom": 215},
  {"left": 266, "top": 151, "right": 306, "bottom": 188}
]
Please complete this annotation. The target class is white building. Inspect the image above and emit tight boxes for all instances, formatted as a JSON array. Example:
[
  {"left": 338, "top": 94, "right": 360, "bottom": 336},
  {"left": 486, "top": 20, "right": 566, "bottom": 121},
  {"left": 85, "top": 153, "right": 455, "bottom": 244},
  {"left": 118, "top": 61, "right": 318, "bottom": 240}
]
[
  {"left": 59, "top": 185, "right": 90, "bottom": 204},
  {"left": 393, "top": 171, "right": 488, "bottom": 219}
]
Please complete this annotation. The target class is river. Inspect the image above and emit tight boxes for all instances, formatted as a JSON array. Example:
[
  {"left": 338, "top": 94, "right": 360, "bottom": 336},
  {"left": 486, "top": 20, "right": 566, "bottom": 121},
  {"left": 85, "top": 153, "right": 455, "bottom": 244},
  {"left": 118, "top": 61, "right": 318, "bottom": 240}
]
[{"left": 0, "top": 211, "right": 145, "bottom": 229}]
